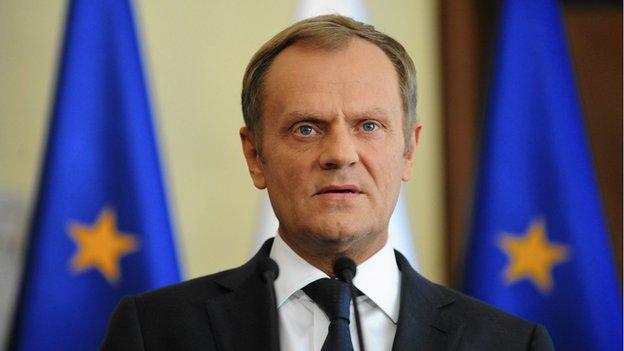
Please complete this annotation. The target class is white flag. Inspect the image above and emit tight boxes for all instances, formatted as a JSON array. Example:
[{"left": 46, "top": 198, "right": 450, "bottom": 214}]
[
  {"left": 294, "top": 0, "right": 368, "bottom": 21},
  {"left": 252, "top": 0, "right": 419, "bottom": 269}
]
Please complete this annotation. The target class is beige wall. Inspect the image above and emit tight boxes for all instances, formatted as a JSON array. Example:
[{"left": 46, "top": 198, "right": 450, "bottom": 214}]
[{"left": 0, "top": 1, "right": 445, "bottom": 283}]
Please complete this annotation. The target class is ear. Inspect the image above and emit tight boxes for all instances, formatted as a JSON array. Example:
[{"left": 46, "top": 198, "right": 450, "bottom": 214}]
[
  {"left": 240, "top": 127, "right": 267, "bottom": 189},
  {"left": 401, "top": 123, "right": 422, "bottom": 182}
]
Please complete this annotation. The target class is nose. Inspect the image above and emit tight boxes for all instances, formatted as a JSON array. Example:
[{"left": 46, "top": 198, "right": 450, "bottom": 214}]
[{"left": 319, "top": 126, "right": 359, "bottom": 170}]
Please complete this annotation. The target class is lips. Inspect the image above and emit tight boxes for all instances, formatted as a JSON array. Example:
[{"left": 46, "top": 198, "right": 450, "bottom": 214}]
[{"left": 315, "top": 184, "right": 361, "bottom": 196}]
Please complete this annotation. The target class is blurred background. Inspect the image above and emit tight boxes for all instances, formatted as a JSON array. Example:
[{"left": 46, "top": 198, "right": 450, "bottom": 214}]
[
  {"left": 0, "top": 0, "right": 621, "bottom": 350},
  {"left": 441, "top": 0, "right": 622, "bottom": 288},
  {"left": 0, "top": 0, "right": 445, "bottom": 286}
]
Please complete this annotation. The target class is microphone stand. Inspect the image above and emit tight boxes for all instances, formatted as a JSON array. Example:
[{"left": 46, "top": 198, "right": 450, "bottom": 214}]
[{"left": 258, "top": 258, "right": 280, "bottom": 351}]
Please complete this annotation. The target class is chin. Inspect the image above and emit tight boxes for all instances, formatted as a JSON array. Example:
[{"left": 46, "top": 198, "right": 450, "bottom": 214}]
[{"left": 308, "top": 218, "right": 377, "bottom": 243}]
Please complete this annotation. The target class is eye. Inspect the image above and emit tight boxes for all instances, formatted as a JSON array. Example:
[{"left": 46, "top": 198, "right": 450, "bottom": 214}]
[
  {"left": 361, "top": 121, "right": 379, "bottom": 132},
  {"left": 295, "top": 125, "right": 317, "bottom": 136}
]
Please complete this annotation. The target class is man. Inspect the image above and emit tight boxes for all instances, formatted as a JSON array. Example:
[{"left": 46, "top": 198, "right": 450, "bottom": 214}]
[{"left": 101, "top": 15, "right": 553, "bottom": 350}]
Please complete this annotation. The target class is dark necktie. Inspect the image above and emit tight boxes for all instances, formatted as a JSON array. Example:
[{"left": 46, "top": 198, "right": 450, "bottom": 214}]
[{"left": 303, "top": 278, "right": 354, "bottom": 351}]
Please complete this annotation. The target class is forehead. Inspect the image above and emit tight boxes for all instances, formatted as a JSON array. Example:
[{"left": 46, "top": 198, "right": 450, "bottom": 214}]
[{"left": 261, "top": 38, "right": 402, "bottom": 119}]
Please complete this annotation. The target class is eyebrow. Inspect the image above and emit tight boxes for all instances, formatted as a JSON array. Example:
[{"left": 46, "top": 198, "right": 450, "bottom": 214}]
[
  {"left": 284, "top": 107, "right": 390, "bottom": 121},
  {"left": 285, "top": 111, "right": 324, "bottom": 121},
  {"left": 357, "top": 107, "right": 390, "bottom": 119}
]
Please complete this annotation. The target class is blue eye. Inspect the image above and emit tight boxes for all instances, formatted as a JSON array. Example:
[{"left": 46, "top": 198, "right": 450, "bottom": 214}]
[
  {"left": 362, "top": 122, "right": 378, "bottom": 132},
  {"left": 297, "top": 125, "right": 315, "bottom": 136}
]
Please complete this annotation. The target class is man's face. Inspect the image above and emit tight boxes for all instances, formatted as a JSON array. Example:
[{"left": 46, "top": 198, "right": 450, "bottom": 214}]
[{"left": 241, "top": 38, "right": 420, "bottom": 256}]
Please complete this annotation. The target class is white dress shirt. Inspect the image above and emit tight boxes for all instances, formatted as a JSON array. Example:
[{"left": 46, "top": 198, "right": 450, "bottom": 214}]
[{"left": 269, "top": 234, "right": 401, "bottom": 351}]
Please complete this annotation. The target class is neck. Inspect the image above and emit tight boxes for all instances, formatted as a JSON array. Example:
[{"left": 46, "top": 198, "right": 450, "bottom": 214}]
[{"left": 278, "top": 229, "right": 388, "bottom": 276}]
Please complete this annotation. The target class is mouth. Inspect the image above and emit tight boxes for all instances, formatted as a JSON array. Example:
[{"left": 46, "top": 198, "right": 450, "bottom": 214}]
[{"left": 315, "top": 184, "right": 361, "bottom": 196}]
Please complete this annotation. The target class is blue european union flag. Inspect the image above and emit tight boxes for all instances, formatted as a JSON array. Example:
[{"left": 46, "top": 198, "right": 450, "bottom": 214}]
[
  {"left": 463, "top": 1, "right": 622, "bottom": 350},
  {"left": 10, "top": 1, "right": 181, "bottom": 350}
]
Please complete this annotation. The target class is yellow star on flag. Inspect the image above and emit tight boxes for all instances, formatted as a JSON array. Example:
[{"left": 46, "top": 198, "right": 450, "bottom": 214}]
[
  {"left": 498, "top": 219, "right": 570, "bottom": 294},
  {"left": 68, "top": 208, "right": 139, "bottom": 285}
]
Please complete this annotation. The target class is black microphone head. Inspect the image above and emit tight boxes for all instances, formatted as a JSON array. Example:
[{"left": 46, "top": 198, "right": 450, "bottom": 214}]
[
  {"left": 333, "top": 257, "right": 356, "bottom": 282},
  {"left": 257, "top": 257, "right": 279, "bottom": 283}
]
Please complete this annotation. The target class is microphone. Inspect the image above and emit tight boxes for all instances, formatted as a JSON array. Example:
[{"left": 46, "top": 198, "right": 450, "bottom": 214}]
[
  {"left": 333, "top": 257, "right": 366, "bottom": 351},
  {"left": 257, "top": 257, "right": 280, "bottom": 351}
]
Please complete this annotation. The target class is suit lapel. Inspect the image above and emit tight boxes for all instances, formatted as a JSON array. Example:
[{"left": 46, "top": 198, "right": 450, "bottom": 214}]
[
  {"left": 205, "top": 240, "right": 276, "bottom": 351},
  {"left": 203, "top": 241, "right": 465, "bottom": 350},
  {"left": 392, "top": 251, "right": 465, "bottom": 351}
]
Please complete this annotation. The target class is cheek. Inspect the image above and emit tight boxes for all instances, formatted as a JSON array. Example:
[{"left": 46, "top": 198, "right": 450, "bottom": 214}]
[
  {"left": 362, "top": 143, "right": 405, "bottom": 182},
  {"left": 263, "top": 151, "right": 311, "bottom": 193}
]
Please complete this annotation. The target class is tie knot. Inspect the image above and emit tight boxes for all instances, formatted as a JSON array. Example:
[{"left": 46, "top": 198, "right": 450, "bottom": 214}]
[{"left": 303, "top": 278, "right": 352, "bottom": 321}]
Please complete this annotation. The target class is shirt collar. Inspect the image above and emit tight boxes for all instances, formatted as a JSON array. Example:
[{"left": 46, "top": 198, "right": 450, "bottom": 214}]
[
  {"left": 269, "top": 233, "right": 401, "bottom": 323},
  {"left": 269, "top": 234, "right": 329, "bottom": 307},
  {"left": 352, "top": 239, "right": 401, "bottom": 323}
]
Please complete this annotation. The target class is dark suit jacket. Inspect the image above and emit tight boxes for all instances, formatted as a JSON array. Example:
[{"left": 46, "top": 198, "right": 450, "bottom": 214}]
[{"left": 100, "top": 239, "right": 554, "bottom": 350}]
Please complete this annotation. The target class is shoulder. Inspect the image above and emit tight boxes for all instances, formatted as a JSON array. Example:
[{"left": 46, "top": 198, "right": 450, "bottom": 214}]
[
  {"left": 396, "top": 251, "right": 532, "bottom": 330},
  {"left": 427, "top": 282, "right": 553, "bottom": 350},
  {"left": 428, "top": 279, "right": 536, "bottom": 333},
  {"left": 101, "top": 268, "right": 245, "bottom": 350},
  {"left": 130, "top": 268, "right": 242, "bottom": 317},
  {"left": 395, "top": 251, "right": 553, "bottom": 350},
  {"left": 133, "top": 268, "right": 237, "bottom": 307},
  {"left": 121, "top": 273, "right": 225, "bottom": 326},
  {"left": 432, "top": 283, "right": 553, "bottom": 350},
  {"left": 132, "top": 239, "right": 273, "bottom": 310}
]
